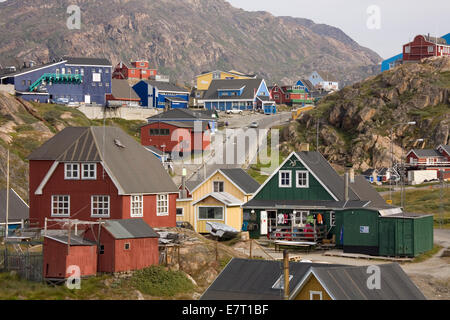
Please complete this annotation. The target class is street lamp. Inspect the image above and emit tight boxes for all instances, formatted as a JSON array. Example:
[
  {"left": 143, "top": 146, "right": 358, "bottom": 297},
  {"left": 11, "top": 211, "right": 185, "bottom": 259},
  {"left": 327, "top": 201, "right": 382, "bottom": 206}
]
[
  {"left": 389, "top": 121, "right": 416, "bottom": 203},
  {"left": 400, "top": 138, "right": 424, "bottom": 209}
]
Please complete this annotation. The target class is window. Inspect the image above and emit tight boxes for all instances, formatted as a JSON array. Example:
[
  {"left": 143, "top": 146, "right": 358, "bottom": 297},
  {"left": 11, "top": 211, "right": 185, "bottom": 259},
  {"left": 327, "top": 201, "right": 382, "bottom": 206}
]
[
  {"left": 99, "top": 69, "right": 102, "bottom": 73},
  {"left": 124, "top": 243, "right": 130, "bottom": 250},
  {"left": 82, "top": 163, "right": 96, "bottom": 180},
  {"left": 99, "top": 245, "right": 105, "bottom": 254},
  {"left": 293, "top": 211, "right": 309, "bottom": 227},
  {"left": 61, "top": 68, "right": 65, "bottom": 74},
  {"left": 51, "top": 195, "right": 70, "bottom": 216},
  {"left": 56, "top": 69, "right": 60, "bottom": 75},
  {"left": 65, "top": 163, "right": 80, "bottom": 180},
  {"left": 150, "top": 128, "right": 170, "bottom": 136},
  {"left": 176, "top": 208, "right": 184, "bottom": 216},
  {"left": 272, "top": 274, "right": 293, "bottom": 289},
  {"left": 28, "top": 80, "right": 32, "bottom": 86},
  {"left": 80, "top": 68, "right": 84, "bottom": 75},
  {"left": 99, "top": 82, "right": 103, "bottom": 87},
  {"left": 285, "top": 94, "right": 289, "bottom": 99},
  {"left": 296, "top": 171, "right": 309, "bottom": 188},
  {"left": 213, "top": 71, "right": 220, "bottom": 79},
  {"left": 428, "top": 46, "right": 434, "bottom": 53},
  {"left": 75, "top": 69, "right": 79, "bottom": 75},
  {"left": 105, "top": 68, "right": 109, "bottom": 74},
  {"left": 213, "top": 181, "right": 224, "bottom": 193},
  {"left": 67, "top": 68, "right": 72, "bottom": 74},
  {"left": 157, "top": 194, "right": 169, "bottom": 216},
  {"left": 279, "top": 170, "right": 291, "bottom": 188},
  {"left": 140, "top": 62, "right": 146, "bottom": 67},
  {"left": 142, "top": 70, "right": 147, "bottom": 74},
  {"left": 405, "top": 46, "right": 411, "bottom": 54},
  {"left": 91, "top": 195, "right": 110, "bottom": 217},
  {"left": 92, "top": 83, "right": 96, "bottom": 87},
  {"left": 310, "top": 291, "right": 323, "bottom": 300},
  {"left": 131, "top": 195, "right": 143, "bottom": 217},
  {"left": 330, "top": 211, "right": 336, "bottom": 227},
  {"left": 22, "top": 80, "right": 26, "bottom": 86},
  {"left": 198, "top": 207, "right": 223, "bottom": 220},
  {"left": 106, "top": 82, "right": 109, "bottom": 87},
  {"left": 274, "top": 94, "right": 279, "bottom": 100}
]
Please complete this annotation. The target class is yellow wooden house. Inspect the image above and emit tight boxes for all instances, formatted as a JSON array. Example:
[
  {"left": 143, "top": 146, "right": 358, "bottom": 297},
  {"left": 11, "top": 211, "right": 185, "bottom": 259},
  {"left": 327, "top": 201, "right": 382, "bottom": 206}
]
[
  {"left": 196, "top": 70, "right": 256, "bottom": 91},
  {"left": 176, "top": 168, "right": 260, "bottom": 233}
]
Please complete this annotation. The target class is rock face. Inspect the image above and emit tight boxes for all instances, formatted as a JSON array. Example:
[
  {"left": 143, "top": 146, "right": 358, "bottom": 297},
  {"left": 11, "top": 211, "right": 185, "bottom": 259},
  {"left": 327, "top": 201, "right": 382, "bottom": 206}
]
[
  {"left": 0, "top": 0, "right": 381, "bottom": 86},
  {"left": 282, "top": 57, "right": 450, "bottom": 170}
]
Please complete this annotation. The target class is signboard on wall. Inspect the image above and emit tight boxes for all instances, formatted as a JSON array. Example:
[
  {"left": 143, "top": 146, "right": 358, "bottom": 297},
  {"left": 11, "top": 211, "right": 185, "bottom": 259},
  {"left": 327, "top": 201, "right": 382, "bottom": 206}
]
[
  {"left": 92, "top": 73, "right": 101, "bottom": 82},
  {"left": 260, "top": 211, "right": 268, "bottom": 235},
  {"left": 360, "top": 226, "right": 370, "bottom": 234}
]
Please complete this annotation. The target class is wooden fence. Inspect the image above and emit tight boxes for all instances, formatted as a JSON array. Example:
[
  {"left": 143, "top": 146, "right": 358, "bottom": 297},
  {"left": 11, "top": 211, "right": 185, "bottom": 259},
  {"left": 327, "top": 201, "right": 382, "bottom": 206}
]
[{"left": 1, "top": 248, "right": 43, "bottom": 282}]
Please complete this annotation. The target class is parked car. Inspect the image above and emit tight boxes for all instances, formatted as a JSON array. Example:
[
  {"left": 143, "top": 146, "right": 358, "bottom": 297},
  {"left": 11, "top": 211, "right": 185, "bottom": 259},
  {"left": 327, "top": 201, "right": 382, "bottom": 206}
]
[
  {"left": 67, "top": 102, "right": 79, "bottom": 107},
  {"left": 250, "top": 121, "right": 259, "bottom": 128},
  {"left": 226, "top": 109, "right": 243, "bottom": 115},
  {"left": 51, "top": 97, "right": 69, "bottom": 105}
]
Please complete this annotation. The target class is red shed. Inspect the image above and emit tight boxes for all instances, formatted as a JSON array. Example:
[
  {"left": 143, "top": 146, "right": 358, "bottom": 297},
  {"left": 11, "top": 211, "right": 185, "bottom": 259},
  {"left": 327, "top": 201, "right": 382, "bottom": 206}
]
[
  {"left": 43, "top": 234, "right": 98, "bottom": 279},
  {"left": 403, "top": 35, "right": 450, "bottom": 62},
  {"left": 84, "top": 219, "right": 160, "bottom": 273}
]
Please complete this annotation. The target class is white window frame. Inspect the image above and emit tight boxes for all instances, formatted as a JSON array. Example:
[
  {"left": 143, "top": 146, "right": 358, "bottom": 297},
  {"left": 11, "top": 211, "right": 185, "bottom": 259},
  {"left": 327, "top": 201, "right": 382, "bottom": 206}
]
[
  {"left": 296, "top": 170, "right": 309, "bottom": 188},
  {"left": 279, "top": 170, "right": 291, "bottom": 188},
  {"left": 157, "top": 194, "right": 169, "bottom": 216},
  {"left": 130, "top": 195, "right": 144, "bottom": 217},
  {"left": 176, "top": 207, "right": 184, "bottom": 216},
  {"left": 51, "top": 195, "right": 70, "bottom": 217},
  {"left": 294, "top": 211, "right": 310, "bottom": 227},
  {"left": 213, "top": 181, "right": 224, "bottom": 193},
  {"left": 198, "top": 206, "right": 224, "bottom": 221},
  {"left": 64, "top": 163, "right": 80, "bottom": 180},
  {"left": 91, "top": 195, "right": 110, "bottom": 217},
  {"left": 405, "top": 46, "right": 411, "bottom": 54},
  {"left": 310, "top": 291, "right": 323, "bottom": 300},
  {"left": 81, "top": 163, "right": 97, "bottom": 180},
  {"left": 124, "top": 243, "right": 131, "bottom": 250}
]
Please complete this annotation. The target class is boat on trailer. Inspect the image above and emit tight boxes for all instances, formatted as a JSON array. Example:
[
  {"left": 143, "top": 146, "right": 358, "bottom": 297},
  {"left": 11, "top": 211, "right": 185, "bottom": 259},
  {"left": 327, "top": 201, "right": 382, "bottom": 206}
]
[{"left": 206, "top": 222, "right": 239, "bottom": 240}]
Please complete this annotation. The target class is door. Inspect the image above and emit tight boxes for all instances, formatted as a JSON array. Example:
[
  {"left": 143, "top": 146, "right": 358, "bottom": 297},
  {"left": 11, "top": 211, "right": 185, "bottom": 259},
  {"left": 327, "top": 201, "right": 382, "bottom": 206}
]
[
  {"left": 379, "top": 220, "right": 395, "bottom": 256},
  {"left": 84, "top": 95, "right": 91, "bottom": 104},
  {"left": 260, "top": 211, "right": 268, "bottom": 235},
  {"left": 396, "top": 219, "right": 413, "bottom": 256}
]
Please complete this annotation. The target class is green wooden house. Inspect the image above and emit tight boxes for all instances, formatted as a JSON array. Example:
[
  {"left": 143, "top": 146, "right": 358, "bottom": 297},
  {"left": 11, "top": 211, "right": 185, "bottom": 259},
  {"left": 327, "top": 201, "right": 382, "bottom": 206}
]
[{"left": 242, "top": 151, "right": 434, "bottom": 257}]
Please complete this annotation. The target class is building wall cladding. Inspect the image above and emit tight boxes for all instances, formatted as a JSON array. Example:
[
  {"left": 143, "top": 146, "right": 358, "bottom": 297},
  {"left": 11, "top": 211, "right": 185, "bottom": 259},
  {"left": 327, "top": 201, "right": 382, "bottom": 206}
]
[
  {"left": 12, "top": 62, "right": 111, "bottom": 105},
  {"left": 403, "top": 35, "right": 450, "bottom": 61},
  {"left": 140, "top": 122, "right": 210, "bottom": 153},
  {"left": 43, "top": 237, "right": 97, "bottom": 279}
]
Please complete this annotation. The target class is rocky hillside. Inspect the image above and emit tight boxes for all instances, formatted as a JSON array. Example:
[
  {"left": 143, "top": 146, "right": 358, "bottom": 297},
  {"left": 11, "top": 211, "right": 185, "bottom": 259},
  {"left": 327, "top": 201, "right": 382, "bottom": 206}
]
[
  {"left": 281, "top": 57, "right": 450, "bottom": 171},
  {"left": 0, "top": 0, "right": 380, "bottom": 86},
  {"left": 0, "top": 92, "right": 145, "bottom": 202}
]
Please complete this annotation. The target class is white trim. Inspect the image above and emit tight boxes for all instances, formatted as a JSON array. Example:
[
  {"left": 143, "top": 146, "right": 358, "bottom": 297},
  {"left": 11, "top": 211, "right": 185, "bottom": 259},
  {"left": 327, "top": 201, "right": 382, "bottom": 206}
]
[
  {"left": 176, "top": 198, "right": 193, "bottom": 202},
  {"left": 200, "top": 99, "right": 254, "bottom": 103},
  {"left": 10, "top": 61, "right": 66, "bottom": 77},
  {"left": 35, "top": 161, "right": 59, "bottom": 195},
  {"left": 11, "top": 188, "right": 29, "bottom": 208},
  {"left": 81, "top": 163, "right": 97, "bottom": 180},
  {"left": 130, "top": 194, "right": 144, "bottom": 217},
  {"left": 91, "top": 195, "right": 111, "bottom": 218},
  {"left": 309, "top": 291, "right": 323, "bottom": 300},
  {"left": 197, "top": 205, "right": 225, "bottom": 221},
  {"left": 51, "top": 195, "right": 70, "bottom": 217},
  {"left": 289, "top": 269, "right": 336, "bottom": 300},
  {"left": 176, "top": 207, "right": 184, "bottom": 217},
  {"left": 64, "top": 163, "right": 80, "bottom": 180},
  {"left": 156, "top": 193, "right": 169, "bottom": 216},
  {"left": 99, "top": 161, "right": 125, "bottom": 195},
  {"left": 192, "top": 193, "right": 242, "bottom": 207},
  {"left": 213, "top": 180, "right": 225, "bottom": 193},
  {"left": 278, "top": 170, "right": 292, "bottom": 188},
  {"left": 295, "top": 170, "right": 309, "bottom": 188},
  {"left": 189, "top": 169, "right": 250, "bottom": 196},
  {"left": 65, "top": 64, "right": 112, "bottom": 68}
]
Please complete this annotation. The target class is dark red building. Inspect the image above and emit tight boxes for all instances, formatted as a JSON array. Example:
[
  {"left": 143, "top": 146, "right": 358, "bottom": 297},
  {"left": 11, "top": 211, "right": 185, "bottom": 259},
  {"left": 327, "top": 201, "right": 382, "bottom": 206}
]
[
  {"left": 141, "top": 109, "right": 216, "bottom": 154},
  {"left": 28, "top": 126, "right": 179, "bottom": 229},
  {"left": 112, "top": 60, "right": 157, "bottom": 80},
  {"left": 406, "top": 145, "right": 450, "bottom": 180},
  {"left": 403, "top": 35, "right": 450, "bottom": 62},
  {"left": 84, "top": 219, "right": 160, "bottom": 273},
  {"left": 43, "top": 235, "right": 98, "bottom": 279}
]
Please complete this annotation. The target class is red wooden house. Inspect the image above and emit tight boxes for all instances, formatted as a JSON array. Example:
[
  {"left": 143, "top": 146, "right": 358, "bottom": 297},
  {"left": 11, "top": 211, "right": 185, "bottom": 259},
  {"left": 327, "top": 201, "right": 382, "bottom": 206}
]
[
  {"left": 406, "top": 145, "right": 450, "bottom": 180},
  {"left": 43, "top": 234, "right": 98, "bottom": 279},
  {"left": 84, "top": 219, "right": 160, "bottom": 273},
  {"left": 28, "top": 126, "right": 179, "bottom": 229},
  {"left": 141, "top": 109, "right": 215, "bottom": 154},
  {"left": 112, "top": 60, "right": 158, "bottom": 80},
  {"left": 270, "top": 85, "right": 290, "bottom": 105},
  {"left": 403, "top": 35, "right": 450, "bottom": 62}
]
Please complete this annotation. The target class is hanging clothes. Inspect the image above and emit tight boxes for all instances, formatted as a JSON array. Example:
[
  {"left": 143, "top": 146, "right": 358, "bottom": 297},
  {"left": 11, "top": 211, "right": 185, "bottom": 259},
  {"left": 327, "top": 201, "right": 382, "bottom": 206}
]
[
  {"left": 306, "top": 214, "right": 314, "bottom": 224},
  {"left": 283, "top": 213, "right": 289, "bottom": 224},
  {"left": 242, "top": 221, "right": 248, "bottom": 231},
  {"left": 277, "top": 213, "right": 284, "bottom": 224},
  {"left": 317, "top": 213, "right": 323, "bottom": 225}
]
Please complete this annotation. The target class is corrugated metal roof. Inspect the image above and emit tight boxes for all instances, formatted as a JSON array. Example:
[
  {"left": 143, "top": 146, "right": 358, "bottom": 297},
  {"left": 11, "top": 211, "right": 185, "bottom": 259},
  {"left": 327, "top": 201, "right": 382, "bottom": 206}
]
[
  {"left": 193, "top": 192, "right": 242, "bottom": 206},
  {"left": 103, "top": 219, "right": 159, "bottom": 239},
  {"left": 64, "top": 57, "right": 111, "bottom": 66},
  {"left": 0, "top": 189, "right": 29, "bottom": 222},
  {"left": 110, "top": 79, "right": 140, "bottom": 100},
  {"left": 28, "top": 127, "right": 179, "bottom": 195},
  {"left": 310, "top": 263, "right": 426, "bottom": 300},
  {"left": 143, "top": 80, "right": 189, "bottom": 92},
  {"left": 411, "top": 149, "right": 442, "bottom": 157},
  {"left": 147, "top": 108, "right": 216, "bottom": 121},
  {"left": 46, "top": 234, "right": 97, "bottom": 246},
  {"left": 204, "top": 78, "right": 264, "bottom": 100},
  {"left": 242, "top": 198, "right": 369, "bottom": 209},
  {"left": 349, "top": 175, "right": 390, "bottom": 208}
]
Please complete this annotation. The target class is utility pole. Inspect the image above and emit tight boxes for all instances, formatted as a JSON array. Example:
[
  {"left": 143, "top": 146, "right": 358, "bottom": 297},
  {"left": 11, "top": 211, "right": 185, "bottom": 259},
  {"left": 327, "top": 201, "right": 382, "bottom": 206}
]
[
  {"left": 439, "top": 169, "right": 444, "bottom": 229},
  {"left": 5, "top": 149, "right": 9, "bottom": 240}
]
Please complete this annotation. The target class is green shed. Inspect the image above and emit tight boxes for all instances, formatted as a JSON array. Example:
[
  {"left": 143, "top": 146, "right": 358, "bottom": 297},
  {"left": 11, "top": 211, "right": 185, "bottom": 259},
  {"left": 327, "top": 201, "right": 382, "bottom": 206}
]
[{"left": 338, "top": 208, "right": 434, "bottom": 258}]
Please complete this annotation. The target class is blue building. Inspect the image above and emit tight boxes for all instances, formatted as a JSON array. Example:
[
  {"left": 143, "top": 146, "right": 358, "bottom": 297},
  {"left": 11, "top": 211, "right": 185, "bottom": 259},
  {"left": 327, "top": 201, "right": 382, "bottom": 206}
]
[
  {"left": 132, "top": 80, "right": 189, "bottom": 109},
  {"left": 0, "top": 57, "right": 112, "bottom": 105},
  {"left": 201, "top": 78, "right": 276, "bottom": 112}
]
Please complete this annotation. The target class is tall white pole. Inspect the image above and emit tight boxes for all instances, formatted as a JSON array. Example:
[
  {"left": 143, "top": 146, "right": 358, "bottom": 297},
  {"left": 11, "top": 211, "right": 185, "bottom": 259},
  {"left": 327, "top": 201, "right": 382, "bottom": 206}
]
[{"left": 5, "top": 149, "right": 9, "bottom": 239}]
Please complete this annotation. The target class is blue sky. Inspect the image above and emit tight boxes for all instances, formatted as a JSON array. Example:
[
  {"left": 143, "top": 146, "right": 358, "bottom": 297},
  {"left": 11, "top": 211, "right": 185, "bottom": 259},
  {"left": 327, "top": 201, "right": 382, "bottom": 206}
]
[{"left": 227, "top": 0, "right": 450, "bottom": 59}]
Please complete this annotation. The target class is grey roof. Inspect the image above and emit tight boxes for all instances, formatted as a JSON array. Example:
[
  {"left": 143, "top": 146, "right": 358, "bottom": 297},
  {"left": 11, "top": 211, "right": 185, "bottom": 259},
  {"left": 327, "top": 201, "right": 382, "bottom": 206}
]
[
  {"left": 299, "top": 79, "right": 315, "bottom": 91},
  {"left": 201, "top": 258, "right": 342, "bottom": 300},
  {"left": 144, "top": 145, "right": 165, "bottom": 156},
  {"left": 46, "top": 234, "right": 96, "bottom": 246},
  {"left": 410, "top": 149, "right": 442, "bottom": 157},
  {"left": 110, "top": 79, "right": 140, "bottom": 100},
  {"left": 0, "top": 61, "right": 64, "bottom": 79},
  {"left": 27, "top": 127, "right": 178, "bottom": 195},
  {"left": 185, "top": 180, "right": 201, "bottom": 192},
  {"left": 147, "top": 108, "right": 216, "bottom": 121},
  {"left": 159, "top": 120, "right": 209, "bottom": 131},
  {"left": 0, "top": 189, "right": 29, "bottom": 222},
  {"left": 295, "top": 152, "right": 359, "bottom": 201},
  {"left": 242, "top": 198, "right": 369, "bottom": 209},
  {"left": 193, "top": 192, "right": 242, "bottom": 206},
  {"left": 103, "top": 219, "right": 159, "bottom": 239},
  {"left": 316, "top": 71, "right": 337, "bottom": 82},
  {"left": 165, "top": 96, "right": 188, "bottom": 102},
  {"left": 64, "top": 57, "right": 111, "bottom": 66},
  {"left": 143, "top": 80, "right": 189, "bottom": 93},
  {"left": 220, "top": 168, "right": 260, "bottom": 194},
  {"left": 380, "top": 212, "right": 433, "bottom": 219},
  {"left": 362, "top": 168, "right": 377, "bottom": 176},
  {"left": 308, "top": 263, "right": 426, "bottom": 300},
  {"left": 203, "top": 78, "right": 264, "bottom": 101},
  {"left": 349, "top": 175, "right": 390, "bottom": 209},
  {"left": 438, "top": 145, "right": 450, "bottom": 155},
  {"left": 257, "top": 95, "right": 272, "bottom": 102},
  {"left": 377, "top": 168, "right": 389, "bottom": 175},
  {"left": 423, "top": 35, "right": 447, "bottom": 45}
]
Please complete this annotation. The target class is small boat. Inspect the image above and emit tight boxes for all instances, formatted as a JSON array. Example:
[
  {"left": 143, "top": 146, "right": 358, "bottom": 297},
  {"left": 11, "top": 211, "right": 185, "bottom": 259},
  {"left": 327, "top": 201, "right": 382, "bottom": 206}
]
[{"left": 206, "top": 222, "right": 239, "bottom": 240}]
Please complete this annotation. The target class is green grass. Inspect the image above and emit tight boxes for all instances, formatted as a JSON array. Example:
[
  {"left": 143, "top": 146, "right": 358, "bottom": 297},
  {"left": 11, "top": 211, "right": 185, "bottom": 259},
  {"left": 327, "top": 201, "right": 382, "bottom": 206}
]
[
  {"left": 129, "top": 266, "right": 194, "bottom": 297},
  {"left": 412, "top": 245, "right": 443, "bottom": 263},
  {"left": 91, "top": 118, "right": 145, "bottom": 142}
]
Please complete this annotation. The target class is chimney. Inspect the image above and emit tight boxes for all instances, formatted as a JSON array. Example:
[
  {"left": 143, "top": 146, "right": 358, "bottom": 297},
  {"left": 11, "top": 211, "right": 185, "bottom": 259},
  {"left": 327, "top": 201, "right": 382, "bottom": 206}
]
[
  {"left": 300, "top": 143, "right": 310, "bottom": 152},
  {"left": 283, "top": 250, "right": 290, "bottom": 300},
  {"left": 344, "top": 172, "right": 349, "bottom": 201},
  {"left": 349, "top": 168, "right": 355, "bottom": 184}
]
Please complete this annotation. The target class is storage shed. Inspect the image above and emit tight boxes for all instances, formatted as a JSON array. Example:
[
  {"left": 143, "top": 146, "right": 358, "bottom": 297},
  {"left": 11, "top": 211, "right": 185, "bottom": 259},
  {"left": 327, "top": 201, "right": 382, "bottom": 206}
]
[
  {"left": 336, "top": 208, "right": 433, "bottom": 257},
  {"left": 84, "top": 219, "right": 160, "bottom": 273},
  {"left": 43, "top": 235, "right": 98, "bottom": 280}
]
